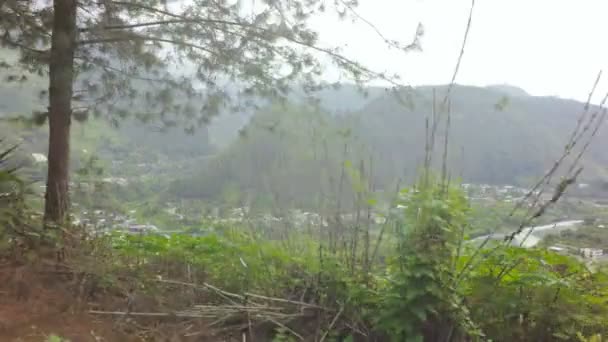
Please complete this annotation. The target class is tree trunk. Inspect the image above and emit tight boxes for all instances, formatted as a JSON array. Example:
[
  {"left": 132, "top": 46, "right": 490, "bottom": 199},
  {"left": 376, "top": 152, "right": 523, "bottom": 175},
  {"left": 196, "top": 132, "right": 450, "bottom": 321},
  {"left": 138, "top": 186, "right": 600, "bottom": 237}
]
[{"left": 44, "top": 0, "right": 77, "bottom": 225}]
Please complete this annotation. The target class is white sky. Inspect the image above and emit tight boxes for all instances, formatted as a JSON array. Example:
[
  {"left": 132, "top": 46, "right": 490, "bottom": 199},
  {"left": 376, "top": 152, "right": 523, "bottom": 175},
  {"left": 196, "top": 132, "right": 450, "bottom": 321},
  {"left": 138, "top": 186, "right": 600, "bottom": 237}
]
[{"left": 310, "top": 0, "right": 608, "bottom": 102}]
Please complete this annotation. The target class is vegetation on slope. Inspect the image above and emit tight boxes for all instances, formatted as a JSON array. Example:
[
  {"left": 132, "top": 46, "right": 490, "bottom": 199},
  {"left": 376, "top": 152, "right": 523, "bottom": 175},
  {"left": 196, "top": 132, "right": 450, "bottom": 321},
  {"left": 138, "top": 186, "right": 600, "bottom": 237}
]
[{"left": 1, "top": 0, "right": 607, "bottom": 339}]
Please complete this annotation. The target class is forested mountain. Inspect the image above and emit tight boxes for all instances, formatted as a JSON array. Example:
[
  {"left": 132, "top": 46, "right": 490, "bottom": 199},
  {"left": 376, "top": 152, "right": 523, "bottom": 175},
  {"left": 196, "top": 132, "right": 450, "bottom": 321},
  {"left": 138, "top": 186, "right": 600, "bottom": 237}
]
[
  {"left": 351, "top": 84, "right": 608, "bottom": 186},
  {"left": 2, "top": 78, "right": 607, "bottom": 200},
  {"left": 169, "top": 104, "right": 365, "bottom": 208},
  {"left": 206, "top": 84, "right": 386, "bottom": 147},
  {"left": 167, "top": 83, "right": 608, "bottom": 207}
]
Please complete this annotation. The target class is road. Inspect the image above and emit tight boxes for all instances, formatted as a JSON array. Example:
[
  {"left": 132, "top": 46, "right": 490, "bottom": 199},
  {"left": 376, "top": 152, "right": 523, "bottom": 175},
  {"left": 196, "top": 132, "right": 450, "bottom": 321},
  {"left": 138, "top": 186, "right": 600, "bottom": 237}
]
[{"left": 471, "top": 220, "right": 584, "bottom": 248}]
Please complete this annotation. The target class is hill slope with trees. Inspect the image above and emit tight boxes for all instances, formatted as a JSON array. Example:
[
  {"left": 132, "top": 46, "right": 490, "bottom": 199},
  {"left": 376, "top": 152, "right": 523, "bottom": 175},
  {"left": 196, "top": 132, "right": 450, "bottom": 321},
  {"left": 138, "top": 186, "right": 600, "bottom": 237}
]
[
  {"left": 351, "top": 84, "right": 608, "bottom": 186},
  {"left": 168, "top": 84, "right": 608, "bottom": 206}
]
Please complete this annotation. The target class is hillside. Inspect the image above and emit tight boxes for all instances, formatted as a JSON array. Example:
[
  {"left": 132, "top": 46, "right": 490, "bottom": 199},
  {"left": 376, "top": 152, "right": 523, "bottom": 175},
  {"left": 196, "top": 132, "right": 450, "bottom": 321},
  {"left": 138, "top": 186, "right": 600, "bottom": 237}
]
[
  {"left": 163, "top": 84, "right": 608, "bottom": 208},
  {"left": 206, "top": 84, "right": 386, "bottom": 147},
  {"left": 2, "top": 78, "right": 607, "bottom": 194},
  {"left": 350, "top": 84, "right": 608, "bottom": 186}
]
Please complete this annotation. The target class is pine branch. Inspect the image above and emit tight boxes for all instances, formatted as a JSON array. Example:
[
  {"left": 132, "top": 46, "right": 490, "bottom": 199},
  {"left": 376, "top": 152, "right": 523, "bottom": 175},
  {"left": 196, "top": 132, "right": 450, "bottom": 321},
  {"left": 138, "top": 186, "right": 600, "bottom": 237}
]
[
  {"left": 103, "top": 0, "right": 254, "bottom": 29},
  {"left": 83, "top": 0, "right": 395, "bottom": 84},
  {"left": 1, "top": 36, "right": 49, "bottom": 55},
  {"left": 80, "top": 19, "right": 200, "bottom": 31},
  {"left": 78, "top": 35, "right": 216, "bottom": 56}
]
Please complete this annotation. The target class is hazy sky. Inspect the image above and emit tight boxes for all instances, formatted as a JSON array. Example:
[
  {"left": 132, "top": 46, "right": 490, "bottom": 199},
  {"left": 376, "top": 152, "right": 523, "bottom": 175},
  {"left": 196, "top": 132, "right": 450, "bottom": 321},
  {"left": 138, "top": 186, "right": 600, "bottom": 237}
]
[{"left": 310, "top": 0, "right": 608, "bottom": 103}]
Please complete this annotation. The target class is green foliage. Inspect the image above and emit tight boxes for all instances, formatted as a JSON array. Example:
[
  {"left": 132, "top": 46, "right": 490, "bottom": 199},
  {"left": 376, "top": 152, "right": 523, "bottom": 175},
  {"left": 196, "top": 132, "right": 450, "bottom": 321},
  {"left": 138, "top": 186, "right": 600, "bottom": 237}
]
[
  {"left": 272, "top": 328, "right": 298, "bottom": 342},
  {"left": 463, "top": 247, "right": 608, "bottom": 341},
  {"left": 111, "top": 229, "right": 332, "bottom": 296},
  {"left": 578, "top": 333, "right": 603, "bottom": 342},
  {"left": 372, "top": 178, "right": 475, "bottom": 341},
  {"left": 96, "top": 172, "right": 608, "bottom": 341},
  {"left": 0, "top": 140, "right": 31, "bottom": 249},
  {"left": 70, "top": 176, "right": 608, "bottom": 342},
  {"left": 46, "top": 335, "right": 70, "bottom": 342},
  {"left": 0, "top": 142, "right": 21, "bottom": 192}
]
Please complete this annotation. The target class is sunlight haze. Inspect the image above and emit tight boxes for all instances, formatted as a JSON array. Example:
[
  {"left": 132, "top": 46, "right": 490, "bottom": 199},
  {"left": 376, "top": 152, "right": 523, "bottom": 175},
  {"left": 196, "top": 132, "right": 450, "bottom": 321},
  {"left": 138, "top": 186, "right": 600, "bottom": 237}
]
[{"left": 313, "top": 0, "right": 608, "bottom": 102}]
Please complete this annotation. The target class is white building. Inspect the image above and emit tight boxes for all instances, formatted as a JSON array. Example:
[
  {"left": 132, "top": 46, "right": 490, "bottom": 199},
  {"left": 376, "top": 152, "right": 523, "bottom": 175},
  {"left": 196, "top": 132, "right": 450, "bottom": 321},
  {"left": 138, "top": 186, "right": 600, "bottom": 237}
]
[
  {"left": 580, "top": 247, "right": 603, "bottom": 259},
  {"left": 31, "top": 153, "right": 47, "bottom": 163}
]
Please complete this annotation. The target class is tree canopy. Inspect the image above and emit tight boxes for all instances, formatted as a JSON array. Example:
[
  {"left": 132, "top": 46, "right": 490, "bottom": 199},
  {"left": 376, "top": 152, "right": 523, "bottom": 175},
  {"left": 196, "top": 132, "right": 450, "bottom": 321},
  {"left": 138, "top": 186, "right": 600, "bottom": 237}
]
[
  {"left": 1, "top": 0, "right": 401, "bottom": 127},
  {"left": 0, "top": 0, "right": 414, "bottom": 222}
]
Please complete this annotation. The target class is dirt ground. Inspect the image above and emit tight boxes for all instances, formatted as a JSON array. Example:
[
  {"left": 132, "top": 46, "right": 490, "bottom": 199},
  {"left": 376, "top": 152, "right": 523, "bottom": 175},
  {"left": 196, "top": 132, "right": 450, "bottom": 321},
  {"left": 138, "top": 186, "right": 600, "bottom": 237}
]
[
  {"left": 0, "top": 259, "right": 228, "bottom": 342},
  {"left": 0, "top": 260, "right": 130, "bottom": 341},
  {"left": 0, "top": 254, "right": 252, "bottom": 342}
]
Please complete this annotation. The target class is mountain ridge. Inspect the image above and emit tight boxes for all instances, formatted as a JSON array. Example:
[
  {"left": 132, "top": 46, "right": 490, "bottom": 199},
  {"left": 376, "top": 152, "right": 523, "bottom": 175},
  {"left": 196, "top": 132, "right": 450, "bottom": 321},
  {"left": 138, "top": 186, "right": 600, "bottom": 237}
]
[{"left": 1, "top": 80, "right": 606, "bottom": 189}]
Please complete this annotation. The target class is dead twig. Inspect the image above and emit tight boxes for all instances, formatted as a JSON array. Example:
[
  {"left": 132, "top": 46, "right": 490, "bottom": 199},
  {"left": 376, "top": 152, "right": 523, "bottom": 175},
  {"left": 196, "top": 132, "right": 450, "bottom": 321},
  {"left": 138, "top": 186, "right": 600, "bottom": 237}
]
[
  {"left": 157, "top": 278, "right": 327, "bottom": 310},
  {"left": 266, "top": 317, "right": 305, "bottom": 341},
  {"left": 89, "top": 310, "right": 204, "bottom": 318},
  {"left": 319, "top": 305, "right": 344, "bottom": 342},
  {"left": 244, "top": 291, "right": 326, "bottom": 310}
]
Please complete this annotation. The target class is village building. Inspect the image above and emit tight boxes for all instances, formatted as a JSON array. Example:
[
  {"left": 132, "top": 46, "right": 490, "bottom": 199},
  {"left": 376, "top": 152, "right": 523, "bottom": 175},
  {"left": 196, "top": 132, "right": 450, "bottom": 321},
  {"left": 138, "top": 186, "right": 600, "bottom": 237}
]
[{"left": 580, "top": 247, "right": 604, "bottom": 259}]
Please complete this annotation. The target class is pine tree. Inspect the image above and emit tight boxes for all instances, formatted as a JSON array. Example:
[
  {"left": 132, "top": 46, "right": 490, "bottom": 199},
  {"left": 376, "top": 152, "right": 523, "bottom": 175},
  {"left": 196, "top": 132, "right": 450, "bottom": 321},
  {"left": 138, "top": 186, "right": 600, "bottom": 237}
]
[{"left": 0, "top": 0, "right": 403, "bottom": 224}]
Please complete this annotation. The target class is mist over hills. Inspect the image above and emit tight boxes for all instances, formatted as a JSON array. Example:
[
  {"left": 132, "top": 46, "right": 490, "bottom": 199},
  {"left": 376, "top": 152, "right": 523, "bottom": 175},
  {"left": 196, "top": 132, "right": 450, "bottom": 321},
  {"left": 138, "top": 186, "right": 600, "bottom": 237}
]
[
  {"left": 160, "top": 83, "right": 608, "bottom": 207},
  {"left": 1, "top": 78, "right": 607, "bottom": 199},
  {"left": 202, "top": 83, "right": 608, "bottom": 187},
  {"left": 349, "top": 84, "right": 607, "bottom": 186}
]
